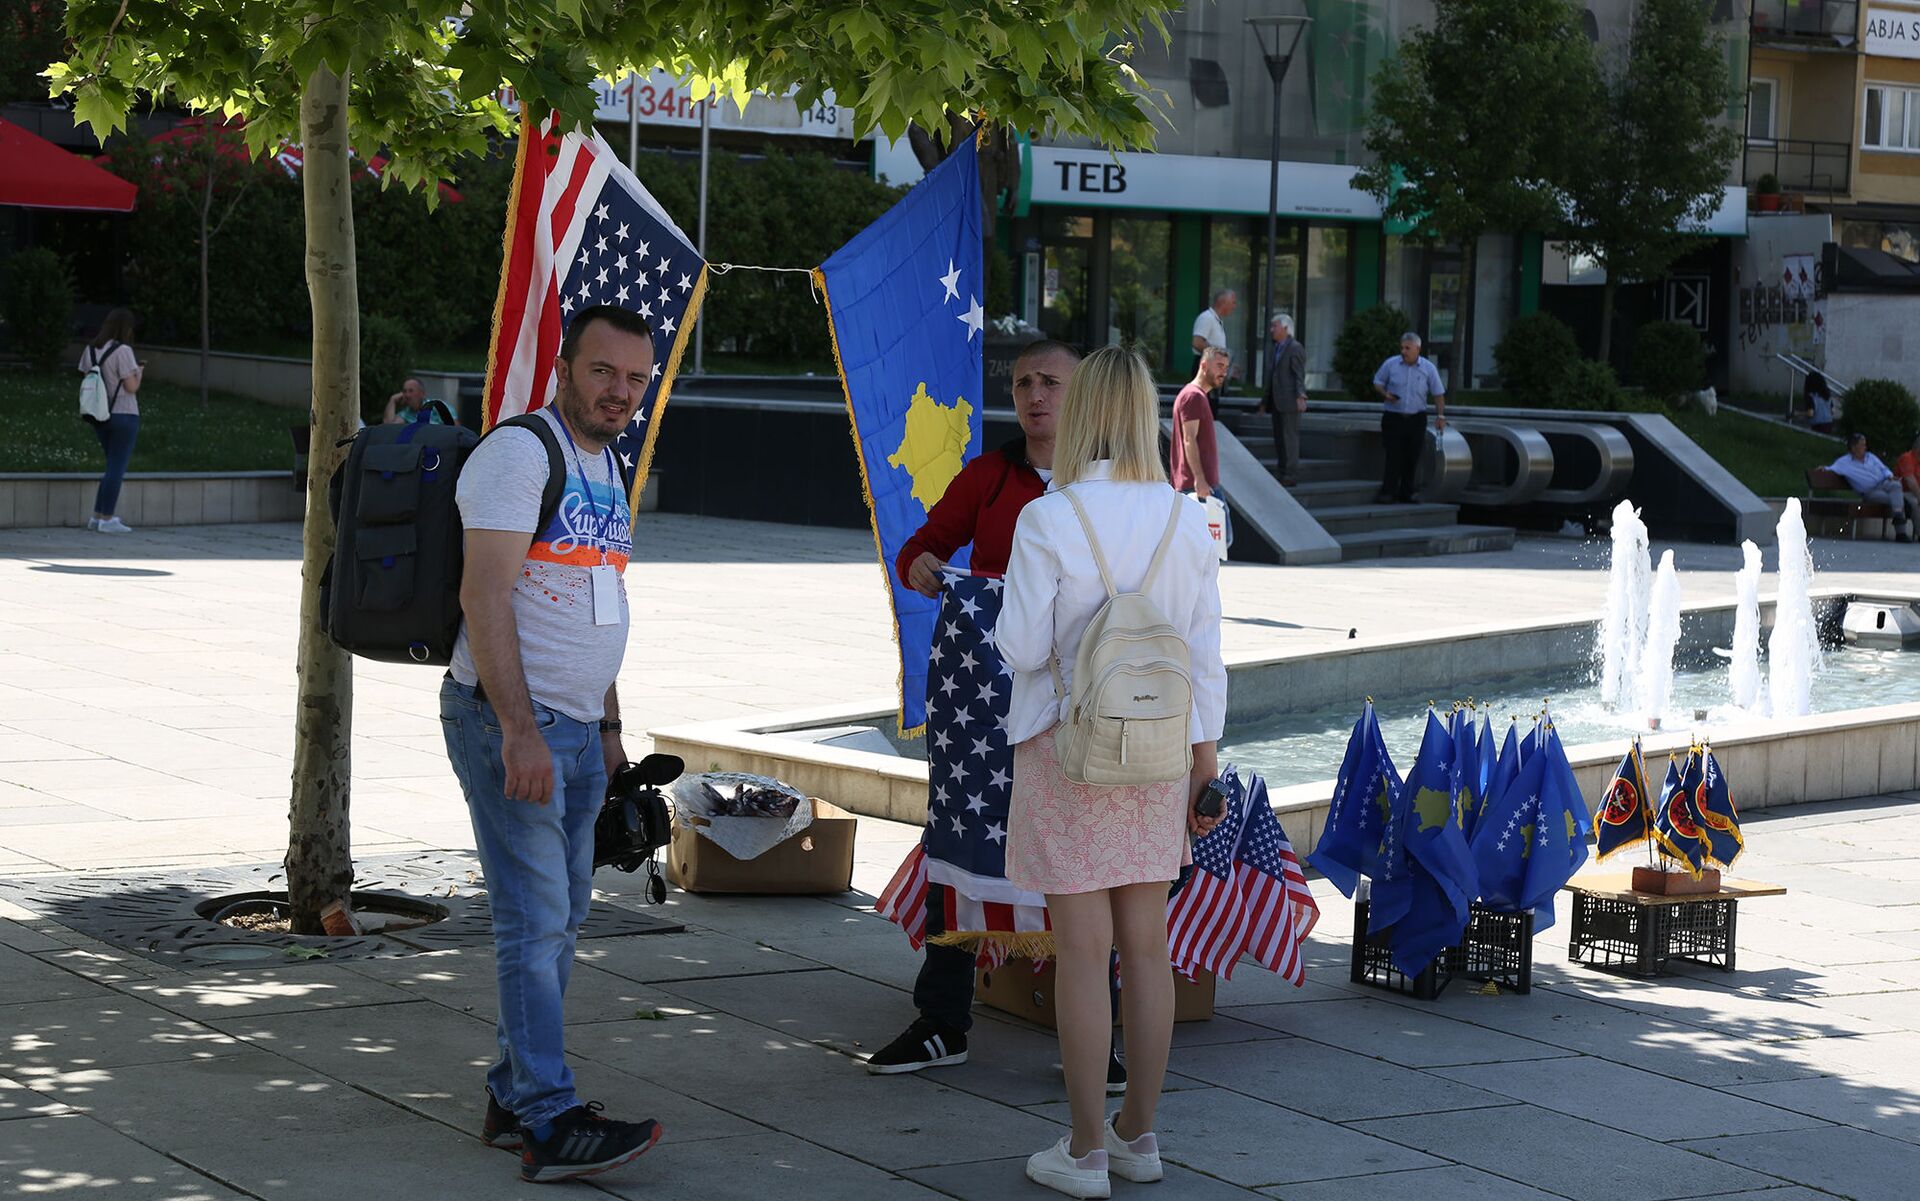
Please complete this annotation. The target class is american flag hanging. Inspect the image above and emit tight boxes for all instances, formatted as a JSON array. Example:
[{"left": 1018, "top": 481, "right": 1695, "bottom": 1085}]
[
  {"left": 1167, "top": 767, "right": 1320, "bottom": 986},
  {"left": 875, "top": 572, "right": 1048, "bottom": 965},
  {"left": 483, "top": 112, "right": 708, "bottom": 508}
]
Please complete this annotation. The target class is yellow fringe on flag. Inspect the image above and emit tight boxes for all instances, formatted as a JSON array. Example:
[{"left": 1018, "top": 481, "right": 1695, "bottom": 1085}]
[
  {"left": 479, "top": 112, "right": 538, "bottom": 436},
  {"left": 929, "top": 928, "right": 1058, "bottom": 963}
]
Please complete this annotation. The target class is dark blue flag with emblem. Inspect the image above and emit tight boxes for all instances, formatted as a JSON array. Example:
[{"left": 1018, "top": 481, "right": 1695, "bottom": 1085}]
[
  {"left": 1311, "top": 701, "right": 1400, "bottom": 898},
  {"left": 819, "top": 137, "right": 984, "bottom": 736},
  {"left": 1596, "top": 737, "right": 1654, "bottom": 862},
  {"left": 1696, "top": 745, "right": 1744, "bottom": 869},
  {"left": 1653, "top": 749, "right": 1708, "bottom": 877},
  {"left": 1371, "top": 710, "right": 1478, "bottom": 977}
]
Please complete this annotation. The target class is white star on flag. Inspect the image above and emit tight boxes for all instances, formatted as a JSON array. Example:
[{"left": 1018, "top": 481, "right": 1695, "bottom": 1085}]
[
  {"left": 615, "top": 222, "right": 629, "bottom": 241},
  {"left": 985, "top": 822, "right": 1007, "bottom": 845},
  {"left": 958, "top": 295, "right": 984, "bottom": 341},
  {"left": 965, "top": 794, "right": 987, "bottom": 815},
  {"left": 939, "top": 259, "right": 961, "bottom": 302},
  {"left": 594, "top": 203, "right": 610, "bottom": 221}
]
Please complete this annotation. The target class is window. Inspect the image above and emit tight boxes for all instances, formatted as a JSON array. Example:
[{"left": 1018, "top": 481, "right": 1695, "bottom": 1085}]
[
  {"left": 1749, "top": 78, "right": 1777, "bottom": 143},
  {"left": 1865, "top": 84, "right": 1920, "bottom": 152}
]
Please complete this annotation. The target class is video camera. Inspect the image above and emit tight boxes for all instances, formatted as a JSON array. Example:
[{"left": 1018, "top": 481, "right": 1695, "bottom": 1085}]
[{"left": 594, "top": 752, "right": 683, "bottom": 904}]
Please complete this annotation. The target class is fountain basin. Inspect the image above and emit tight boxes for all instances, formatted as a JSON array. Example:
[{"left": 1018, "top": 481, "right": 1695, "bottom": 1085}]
[{"left": 648, "top": 588, "right": 1920, "bottom": 852}]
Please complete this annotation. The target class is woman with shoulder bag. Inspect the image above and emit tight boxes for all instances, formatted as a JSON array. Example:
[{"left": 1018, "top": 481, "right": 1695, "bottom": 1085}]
[
  {"left": 78, "top": 309, "right": 145, "bottom": 533},
  {"left": 997, "top": 346, "right": 1228, "bottom": 1199}
]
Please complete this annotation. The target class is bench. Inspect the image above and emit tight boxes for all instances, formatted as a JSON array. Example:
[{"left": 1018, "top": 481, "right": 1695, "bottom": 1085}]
[{"left": 1803, "top": 467, "right": 1890, "bottom": 539}]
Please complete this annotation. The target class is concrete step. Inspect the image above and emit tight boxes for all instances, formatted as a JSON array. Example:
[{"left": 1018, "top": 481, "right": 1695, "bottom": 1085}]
[
  {"left": 1313, "top": 502, "right": 1460, "bottom": 535},
  {"left": 1335, "top": 523, "right": 1518, "bottom": 560},
  {"left": 1288, "top": 478, "right": 1386, "bottom": 509},
  {"left": 1290, "top": 457, "right": 1350, "bottom": 484}
]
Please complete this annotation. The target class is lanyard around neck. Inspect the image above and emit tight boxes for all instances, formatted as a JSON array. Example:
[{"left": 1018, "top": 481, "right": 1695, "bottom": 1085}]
[{"left": 553, "top": 413, "right": 618, "bottom": 558}]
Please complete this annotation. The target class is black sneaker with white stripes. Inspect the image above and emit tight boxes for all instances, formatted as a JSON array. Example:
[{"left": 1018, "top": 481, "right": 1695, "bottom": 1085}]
[
  {"left": 519, "top": 1102, "right": 661, "bottom": 1184},
  {"left": 865, "top": 1016, "right": 969, "bottom": 1074},
  {"left": 1107, "top": 1048, "right": 1128, "bottom": 1096},
  {"left": 482, "top": 1087, "right": 521, "bottom": 1151}
]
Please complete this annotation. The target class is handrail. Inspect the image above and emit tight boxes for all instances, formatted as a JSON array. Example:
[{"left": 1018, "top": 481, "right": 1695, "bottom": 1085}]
[{"left": 1773, "top": 351, "right": 1851, "bottom": 396}]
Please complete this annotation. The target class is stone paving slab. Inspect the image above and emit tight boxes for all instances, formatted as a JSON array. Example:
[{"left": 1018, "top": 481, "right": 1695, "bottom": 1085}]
[
  {"left": 1679, "top": 1124, "right": 1920, "bottom": 1201},
  {"left": 1261, "top": 1163, "right": 1572, "bottom": 1201},
  {"left": 1725, "top": 1073, "right": 1920, "bottom": 1145},
  {"left": 608, "top": 1132, "right": 951, "bottom": 1201},
  {"left": 1350, "top": 1105, "right": 1783, "bottom": 1201},
  {"left": 0, "top": 995, "right": 244, "bottom": 1079},
  {"left": 1170, "top": 1038, "right": 1515, "bottom": 1123},
  {"left": 0, "top": 1114, "right": 250, "bottom": 1200},
  {"left": 1030, "top": 1086, "right": 1442, "bottom": 1187},
  {"left": 1433, "top": 1057, "right": 1829, "bottom": 1141},
  {"left": 1229, "top": 997, "right": 1575, "bottom": 1068},
  {"left": 907, "top": 1154, "right": 1264, "bottom": 1199}
]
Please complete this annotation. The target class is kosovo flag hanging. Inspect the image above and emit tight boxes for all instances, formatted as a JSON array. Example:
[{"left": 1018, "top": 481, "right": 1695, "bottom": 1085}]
[
  {"left": 1310, "top": 701, "right": 1400, "bottom": 898},
  {"left": 818, "top": 137, "right": 984, "bottom": 735},
  {"left": 1596, "top": 738, "right": 1654, "bottom": 862}
]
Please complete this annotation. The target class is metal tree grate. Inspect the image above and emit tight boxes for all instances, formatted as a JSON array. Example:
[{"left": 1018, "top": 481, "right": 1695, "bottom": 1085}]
[{"left": 0, "top": 851, "right": 680, "bottom": 969}]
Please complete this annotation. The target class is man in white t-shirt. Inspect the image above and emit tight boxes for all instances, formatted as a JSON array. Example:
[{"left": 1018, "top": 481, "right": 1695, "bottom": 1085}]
[
  {"left": 1190, "top": 289, "right": 1236, "bottom": 415},
  {"left": 441, "top": 305, "right": 663, "bottom": 1183}
]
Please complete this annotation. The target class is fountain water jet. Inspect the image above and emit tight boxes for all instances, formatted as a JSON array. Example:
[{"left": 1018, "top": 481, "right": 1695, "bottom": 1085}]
[
  {"left": 1599, "top": 500, "right": 1653, "bottom": 707},
  {"left": 1638, "top": 550, "right": 1684, "bottom": 728},
  {"left": 1769, "top": 498, "right": 1821, "bottom": 718},
  {"left": 1730, "top": 540, "right": 1766, "bottom": 712}
]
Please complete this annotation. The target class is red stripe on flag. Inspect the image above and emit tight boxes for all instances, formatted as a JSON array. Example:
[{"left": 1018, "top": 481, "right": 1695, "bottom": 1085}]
[{"left": 484, "top": 115, "right": 554, "bottom": 428}]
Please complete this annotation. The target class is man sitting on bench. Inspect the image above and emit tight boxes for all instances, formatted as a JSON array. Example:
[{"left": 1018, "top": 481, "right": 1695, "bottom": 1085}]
[{"left": 1828, "top": 433, "right": 1918, "bottom": 542}]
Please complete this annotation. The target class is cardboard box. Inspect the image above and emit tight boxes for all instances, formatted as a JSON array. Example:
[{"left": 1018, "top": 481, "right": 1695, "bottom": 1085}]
[
  {"left": 975, "top": 956, "right": 1215, "bottom": 1026},
  {"left": 667, "top": 799, "right": 856, "bottom": 894}
]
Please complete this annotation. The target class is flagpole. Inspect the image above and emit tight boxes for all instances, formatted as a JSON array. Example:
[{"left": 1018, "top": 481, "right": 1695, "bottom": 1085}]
[
  {"left": 694, "top": 97, "right": 711, "bottom": 375},
  {"left": 626, "top": 73, "right": 639, "bottom": 171}
]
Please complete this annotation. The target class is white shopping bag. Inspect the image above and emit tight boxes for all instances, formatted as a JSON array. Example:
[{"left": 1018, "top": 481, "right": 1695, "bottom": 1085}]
[{"left": 1200, "top": 494, "right": 1230, "bottom": 563}]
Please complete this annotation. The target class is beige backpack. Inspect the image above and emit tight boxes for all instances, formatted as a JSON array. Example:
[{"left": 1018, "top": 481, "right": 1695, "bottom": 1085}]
[{"left": 1049, "top": 490, "right": 1195, "bottom": 786}]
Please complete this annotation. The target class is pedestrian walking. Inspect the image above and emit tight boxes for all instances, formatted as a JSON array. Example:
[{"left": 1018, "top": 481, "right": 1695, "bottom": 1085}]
[
  {"left": 441, "top": 305, "right": 662, "bottom": 1184},
  {"left": 999, "top": 346, "right": 1227, "bottom": 1198},
  {"left": 1371, "top": 332, "right": 1447, "bottom": 504},
  {"left": 1258, "top": 314, "right": 1308, "bottom": 487},
  {"left": 77, "top": 308, "right": 144, "bottom": 534}
]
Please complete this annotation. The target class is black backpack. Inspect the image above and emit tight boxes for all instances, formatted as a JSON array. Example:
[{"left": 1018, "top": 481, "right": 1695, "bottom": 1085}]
[{"left": 321, "top": 405, "right": 612, "bottom": 665}]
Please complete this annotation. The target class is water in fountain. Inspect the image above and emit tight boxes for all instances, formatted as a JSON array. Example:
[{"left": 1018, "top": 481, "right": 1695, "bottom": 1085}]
[
  {"left": 1598, "top": 500, "right": 1653, "bottom": 707},
  {"left": 1638, "top": 550, "right": 1684, "bottom": 727},
  {"left": 1769, "top": 497, "right": 1821, "bottom": 718},
  {"left": 1729, "top": 539, "right": 1766, "bottom": 713}
]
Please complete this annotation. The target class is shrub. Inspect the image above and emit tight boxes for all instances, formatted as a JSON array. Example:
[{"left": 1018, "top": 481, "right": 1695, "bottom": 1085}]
[
  {"left": 3, "top": 248, "right": 76, "bottom": 372},
  {"left": 1839, "top": 378, "right": 1920, "bottom": 459},
  {"left": 1632, "top": 321, "right": 1706, "bottom": 402},
  {"left": 1560, "top": 358, "right": 1623, "bottom": 412},
  {"left": 358, "top": 314, "right": 416, "bottom": 425},
  {"left": 1333, "top": 304, "right": 1414, "bottom": 401},
  {"left": 1494, "top": 311, "right": 1580, "bottom": 407}
]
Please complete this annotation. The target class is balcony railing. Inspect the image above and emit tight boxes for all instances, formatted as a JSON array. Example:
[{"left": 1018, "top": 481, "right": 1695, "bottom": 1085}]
[
  {"left": 1746, "top": 139, "right": 1852, "bottom": 197},
  {"left": 1751, "top": 0, "right": 1859, "bottom": 45}
]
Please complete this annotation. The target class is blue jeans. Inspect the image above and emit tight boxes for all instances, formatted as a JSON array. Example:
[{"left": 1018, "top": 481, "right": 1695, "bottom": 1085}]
[
  {"left": 439, "top": 677, "right": 604, "bottom": 1131},
  {"left": 91, "top": 414, "right": 140, "bottom": 516}
]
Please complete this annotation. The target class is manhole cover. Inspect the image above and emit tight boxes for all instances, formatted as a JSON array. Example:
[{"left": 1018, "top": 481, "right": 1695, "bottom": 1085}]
[{"left": 0, "top": 851, "right": 681, "bottom": 968}]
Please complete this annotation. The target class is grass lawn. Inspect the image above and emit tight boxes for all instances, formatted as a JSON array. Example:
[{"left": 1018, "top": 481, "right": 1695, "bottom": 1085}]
[{"left": 0, "top": 371, "right": 298, "bottom": 473}]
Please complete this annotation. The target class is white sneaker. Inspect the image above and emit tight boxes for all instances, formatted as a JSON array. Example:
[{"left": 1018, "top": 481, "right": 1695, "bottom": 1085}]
[
  {"left": 96, "top": 517, "right": 132, "bottom": 534},
  {"left": 1025, "top": 1137, "right": 1109, "bottom": 1199},
  {"left": 86, "top": 517, "right": 100, "bottom": 531},
  {"left": 1104, "top": 1115, "right": 1164, "bottom": 1183}
]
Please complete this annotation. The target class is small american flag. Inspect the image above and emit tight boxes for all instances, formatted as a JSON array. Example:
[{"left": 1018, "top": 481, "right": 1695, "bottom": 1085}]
[
  {"left": 1168, "top": 768, "right": 1320, "bottom": 986},
  {"left": 483, "top": 112, "right": 707, "bottom": 507}
]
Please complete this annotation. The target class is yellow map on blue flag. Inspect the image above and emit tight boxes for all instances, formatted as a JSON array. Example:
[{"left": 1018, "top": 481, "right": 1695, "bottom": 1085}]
[{"left": 818, "top": 138, "right": 984, "bottom": 735}]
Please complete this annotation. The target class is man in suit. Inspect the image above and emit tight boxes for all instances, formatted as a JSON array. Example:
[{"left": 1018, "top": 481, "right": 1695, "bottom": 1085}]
[{"left": 1258, "top": 314, "right": 1308, "bottom": 487}]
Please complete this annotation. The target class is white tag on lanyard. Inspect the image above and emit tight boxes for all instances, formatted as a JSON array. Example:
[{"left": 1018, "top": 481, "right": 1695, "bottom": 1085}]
[{"left": 589, "top": 563, "right": 620, "bottom": 626}]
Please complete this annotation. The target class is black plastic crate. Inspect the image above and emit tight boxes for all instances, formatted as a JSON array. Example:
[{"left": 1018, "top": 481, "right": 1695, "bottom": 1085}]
[
  {"left": 1351, "top": 901, "right": 1535, "bottom": 1000},
  {"left": 1568, "top": 892, "right": 1737, "bottom": 976}
]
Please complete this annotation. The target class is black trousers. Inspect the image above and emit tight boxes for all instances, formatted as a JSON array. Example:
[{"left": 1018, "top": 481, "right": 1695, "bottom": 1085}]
[
  {"left": 1379, "top": 411, "right": 1427, "bottom": 501},
  {"left": 912, "top": 882, "right": 1124, "bottom": 1035}
]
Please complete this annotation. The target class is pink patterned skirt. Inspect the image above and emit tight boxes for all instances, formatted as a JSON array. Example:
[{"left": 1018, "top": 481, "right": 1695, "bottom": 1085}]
[{"left": 1006, "top": 725, "right": 1191, "bottom": 897}]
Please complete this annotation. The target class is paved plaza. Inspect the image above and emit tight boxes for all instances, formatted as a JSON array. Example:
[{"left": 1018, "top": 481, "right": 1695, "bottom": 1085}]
[{"left": 1, "top": 517, "right": 1918, "bottom": 1199}]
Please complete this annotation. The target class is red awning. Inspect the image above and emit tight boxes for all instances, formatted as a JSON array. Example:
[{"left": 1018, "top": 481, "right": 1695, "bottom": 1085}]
[{"left": 0, "top": 118, "right": 138, "bottom": 213}]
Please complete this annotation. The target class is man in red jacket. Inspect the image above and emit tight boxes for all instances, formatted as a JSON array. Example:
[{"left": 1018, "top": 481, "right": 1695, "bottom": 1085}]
[{"left": 870, "top": 339, "right": 1128, "bottom": 1091}]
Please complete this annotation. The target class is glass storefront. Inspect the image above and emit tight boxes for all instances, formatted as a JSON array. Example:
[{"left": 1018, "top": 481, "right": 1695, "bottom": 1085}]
[
  {"left": 1108, "top": 216, "right": 1173, "bottom": 374},
  {"left": 1304, "top": 226, "right": 1351, "bottom": 389},
  {"left": 1036, "top": 213, "right": 1093, "bottom": 350}
]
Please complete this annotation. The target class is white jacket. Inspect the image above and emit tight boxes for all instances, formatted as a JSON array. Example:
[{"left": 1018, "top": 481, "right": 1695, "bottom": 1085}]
[{"left": 998, "top": 461, "right": 1228, "bottom": 747}]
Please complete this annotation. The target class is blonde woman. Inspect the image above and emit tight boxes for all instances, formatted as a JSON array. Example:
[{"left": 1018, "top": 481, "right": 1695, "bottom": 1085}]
[{"left": 998, "top": 346, "right": 1228, "bottom": 1198}]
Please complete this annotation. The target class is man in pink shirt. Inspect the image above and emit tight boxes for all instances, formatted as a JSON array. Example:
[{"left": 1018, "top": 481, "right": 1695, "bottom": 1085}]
[{"left": 1171, "top": 346, "right": 1227, "bottom": 498}]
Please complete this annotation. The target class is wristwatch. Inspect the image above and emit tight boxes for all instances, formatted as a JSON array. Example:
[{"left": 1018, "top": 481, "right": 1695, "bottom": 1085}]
[{"left": 598, "top": 720, "right": 623, "bottom": 734}]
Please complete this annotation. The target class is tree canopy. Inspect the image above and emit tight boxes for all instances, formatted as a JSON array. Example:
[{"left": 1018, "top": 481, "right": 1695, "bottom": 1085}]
[{"left": 53, "top": 0, "right": 1170, "bottom": 189}]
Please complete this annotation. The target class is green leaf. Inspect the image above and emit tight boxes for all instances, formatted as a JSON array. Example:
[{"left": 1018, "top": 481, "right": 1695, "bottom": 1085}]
[
  {"left": 73, "top": 83, "right": 129, "bottom": 141},
  {"left": 284, "top": 945, "right": 329, "bottom": 960}
]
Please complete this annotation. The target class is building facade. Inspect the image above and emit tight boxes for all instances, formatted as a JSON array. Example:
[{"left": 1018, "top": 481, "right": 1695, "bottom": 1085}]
[{"left": 1000, "top": 0, "right": 1752, "bottom": 393}]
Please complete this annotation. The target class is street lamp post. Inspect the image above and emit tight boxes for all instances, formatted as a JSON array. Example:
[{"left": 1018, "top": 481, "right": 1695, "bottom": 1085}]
[{"left": 1246, "top": 15, "right": 1312, "bottom": 358}]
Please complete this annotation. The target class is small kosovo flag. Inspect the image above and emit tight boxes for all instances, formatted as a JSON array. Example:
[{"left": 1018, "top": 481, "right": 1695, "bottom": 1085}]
[
  {"left": 1596, "top": 738, "right": 1654, "bottom": 862},
  {"left": 1311, "top": 701, "right": 1400, "bottom": 899},
  {"left": 1652, "top": 749, "right": 1708, "bottom": 877},
  {"left": 1695, "top": 746, "right": 1744, "bottom": 869}
]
